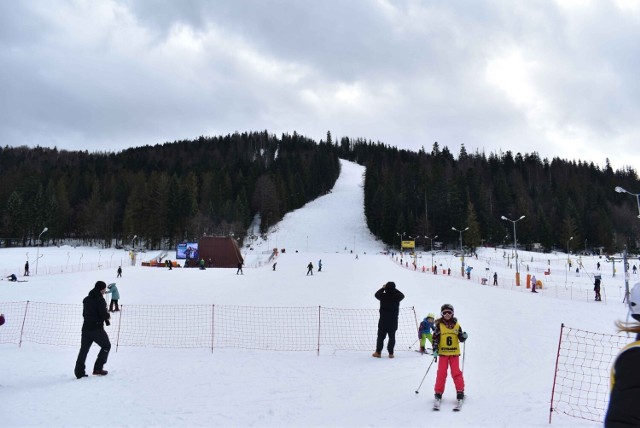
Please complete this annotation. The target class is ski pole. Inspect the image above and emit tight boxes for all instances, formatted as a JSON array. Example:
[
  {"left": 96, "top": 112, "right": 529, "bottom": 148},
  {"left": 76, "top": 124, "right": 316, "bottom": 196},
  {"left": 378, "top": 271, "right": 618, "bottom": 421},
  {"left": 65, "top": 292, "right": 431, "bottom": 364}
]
[
  {"left": 461, "top": 341, "right": 466, "bottom": 373},
  {"left": 408, "top": 338, "right": 419, "bottom": 350},
  {"left": 414, "top": 357, "right": 436, "bottom": 394}
]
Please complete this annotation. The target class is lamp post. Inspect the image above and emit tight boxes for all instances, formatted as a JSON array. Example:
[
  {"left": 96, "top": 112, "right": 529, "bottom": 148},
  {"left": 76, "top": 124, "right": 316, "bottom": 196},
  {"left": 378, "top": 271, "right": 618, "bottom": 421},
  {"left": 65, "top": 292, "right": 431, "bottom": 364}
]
[
  {"left": 614, "top": 185, "right": 639, "bottom": 305},
  {"left": 615, "top": 186, "right": 640, "bottom": 218},
  {"left": 426, "top": 234, "right": 438, "bottom": 273},
  {"left": 131, "top": 234, "right": 138, "bottom": 267},
  {"left": 35, "top": 227, "right": 48, "bottom": 275},
  {"left": 452, "top": 226, "right": 469, "bottom": 277},
  {"left": 501, "top": 215, "right": 525, "bottom": 286},
  {"left": 396, "top": 232, "right": 405, "bottom": 254},
  {"left": 565, "top": 236, "right": 573, "bottom": 287}
]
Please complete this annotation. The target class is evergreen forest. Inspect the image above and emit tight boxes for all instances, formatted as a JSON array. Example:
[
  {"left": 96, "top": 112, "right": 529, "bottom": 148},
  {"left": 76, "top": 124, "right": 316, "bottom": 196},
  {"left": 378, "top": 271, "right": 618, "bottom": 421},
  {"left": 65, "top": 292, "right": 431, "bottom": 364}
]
[{"left": 2, "top": 131, "right": 640, "bottom": 255}]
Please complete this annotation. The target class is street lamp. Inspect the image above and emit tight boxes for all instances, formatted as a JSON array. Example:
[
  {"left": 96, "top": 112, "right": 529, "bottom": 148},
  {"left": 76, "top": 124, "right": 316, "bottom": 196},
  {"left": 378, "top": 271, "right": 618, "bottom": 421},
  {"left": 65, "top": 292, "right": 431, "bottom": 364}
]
[
  {"left": 396, "top": 232, "right": 405, "bottom": 253},
  {"left": 130, "top": 234, "right": 138, "bottom": 267},
  {"left": 35, "top": 227, "right": 48, "bottom": 275},
  {"left": 615, "top": 186, "right": 640, "bottom": 218},
  {"left": 614, "top": 186, "right": 639, "bottom": 304},
  {"left": 426, "top": 235, "right": 438, "bottom": 273},
  {"left": 501, "top": 215, "right": 526, "bottom": 286},
  {"left": 565, "top": 236, "right": 574, "bottom": 287},
  {"left": 451, "top": 226, "right": 469, "bottom": 277}
]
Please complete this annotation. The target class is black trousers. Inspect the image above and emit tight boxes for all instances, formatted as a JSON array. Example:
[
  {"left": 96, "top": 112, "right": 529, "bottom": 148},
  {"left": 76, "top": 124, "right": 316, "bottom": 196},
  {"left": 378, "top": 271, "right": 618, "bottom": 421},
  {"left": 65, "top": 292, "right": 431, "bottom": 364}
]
[
  {"left": 376, "top": 328, "right": 396, "bottom": 354},
  {"left": 75, "top": 328, "right": 111, "bottom": 375},
  {"left": 109, "top": 300, "right": 119, "bottom": 311}
]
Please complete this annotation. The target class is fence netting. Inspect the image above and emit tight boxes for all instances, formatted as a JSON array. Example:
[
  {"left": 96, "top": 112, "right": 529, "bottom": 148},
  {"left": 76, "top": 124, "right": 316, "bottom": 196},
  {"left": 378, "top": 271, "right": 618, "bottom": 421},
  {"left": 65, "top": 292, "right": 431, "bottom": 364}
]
[
  {"left": 0, "top": 301, "right": 418, "bottom": 353},
  {"left": 550, "top": 324, "right": 632, "bottom": 424}
]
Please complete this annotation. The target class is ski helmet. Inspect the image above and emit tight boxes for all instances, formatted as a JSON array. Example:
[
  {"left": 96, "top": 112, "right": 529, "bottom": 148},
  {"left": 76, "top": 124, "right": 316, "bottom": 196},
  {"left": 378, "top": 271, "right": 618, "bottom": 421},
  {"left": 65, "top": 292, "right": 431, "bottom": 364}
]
[
  {"left": 427, "top": 313, "right": 435, "bottom": 319},
  {"left": 630, "top": 282, "right": 640, "bottom": 321},
  {"left": 440, "top": 303, "right": 454, "bottom": 315}
]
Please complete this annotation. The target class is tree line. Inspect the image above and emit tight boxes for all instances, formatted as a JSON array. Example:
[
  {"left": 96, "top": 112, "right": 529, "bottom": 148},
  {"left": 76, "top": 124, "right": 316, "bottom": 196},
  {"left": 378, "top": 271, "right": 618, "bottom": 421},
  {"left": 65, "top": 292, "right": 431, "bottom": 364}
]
[
  {"left": 335, "top": 138, "right": 640, "bottom": 254},
  {"left": 1, "top": 131, "right": 639, "bottom": 254},
  {"left": 0, "top": 131, "right": 339, "bottom": 249}
]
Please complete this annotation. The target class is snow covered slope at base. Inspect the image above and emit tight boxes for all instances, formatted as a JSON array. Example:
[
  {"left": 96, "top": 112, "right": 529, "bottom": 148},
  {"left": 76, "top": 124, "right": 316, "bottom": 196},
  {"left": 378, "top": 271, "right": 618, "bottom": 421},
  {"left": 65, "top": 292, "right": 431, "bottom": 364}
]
[{"left": 0, "top": 159, "right": 630, "bottom": 427}]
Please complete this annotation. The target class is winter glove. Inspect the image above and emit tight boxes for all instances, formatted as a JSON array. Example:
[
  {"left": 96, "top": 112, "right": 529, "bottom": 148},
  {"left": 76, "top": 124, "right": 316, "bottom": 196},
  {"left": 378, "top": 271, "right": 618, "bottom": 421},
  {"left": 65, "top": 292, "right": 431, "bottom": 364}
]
[
  {"left": 461, "top": 331, "right": 468, "bottom": 341},
  {"left": 433, "top": 350, "right": 438, "bottom": 358}
]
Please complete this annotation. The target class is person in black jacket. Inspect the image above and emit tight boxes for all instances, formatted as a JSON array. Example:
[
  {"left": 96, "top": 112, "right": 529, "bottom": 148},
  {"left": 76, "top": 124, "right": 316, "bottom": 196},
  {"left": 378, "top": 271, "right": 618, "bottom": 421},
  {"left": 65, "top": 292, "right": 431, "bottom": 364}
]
[
  {"left": 74, "top": 281, "right": 112, "bottom": 379},
  {"left": 372, "top": 281, "right": 405, "bottom": 358},
  {"left": 605, "top": 282, "right": 640, "bottom": 426}
]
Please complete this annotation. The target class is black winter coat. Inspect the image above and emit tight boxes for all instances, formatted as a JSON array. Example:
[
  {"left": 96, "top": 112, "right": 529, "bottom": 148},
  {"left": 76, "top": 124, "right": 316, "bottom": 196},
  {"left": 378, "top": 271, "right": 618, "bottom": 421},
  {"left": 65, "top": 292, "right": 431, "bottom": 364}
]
[
  {"left": 605, "top": 344, "right": 640, "bottom": 427},
  {"left": 375, "top": 287, "right": 405, "bottom": 331},
  {"left": 82, "top": 288, "right": 110, "bottom": 332}
]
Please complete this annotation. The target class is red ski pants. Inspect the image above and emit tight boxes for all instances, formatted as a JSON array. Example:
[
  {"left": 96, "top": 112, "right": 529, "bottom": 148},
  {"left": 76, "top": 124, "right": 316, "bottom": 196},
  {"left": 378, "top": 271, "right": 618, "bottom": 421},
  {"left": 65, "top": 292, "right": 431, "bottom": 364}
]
[{"left": 434, "top": 355, "right": 464, "bottom": 394}]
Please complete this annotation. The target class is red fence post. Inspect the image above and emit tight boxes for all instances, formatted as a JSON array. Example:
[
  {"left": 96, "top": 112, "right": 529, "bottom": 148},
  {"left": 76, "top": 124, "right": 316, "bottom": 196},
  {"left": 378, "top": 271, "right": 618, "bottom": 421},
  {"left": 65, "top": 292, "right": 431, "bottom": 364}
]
[
  {"left": 549, "top": 323, "right": 565, "bottom": 424},
  {"left": 19, "top": 300, "right": 30, "bottom": 348},
  {"left": 115, "top": 305, "right": 123, "bottom": 352},
  {"left": 317, "top": 306, "right": 321, "bottom": 356}
]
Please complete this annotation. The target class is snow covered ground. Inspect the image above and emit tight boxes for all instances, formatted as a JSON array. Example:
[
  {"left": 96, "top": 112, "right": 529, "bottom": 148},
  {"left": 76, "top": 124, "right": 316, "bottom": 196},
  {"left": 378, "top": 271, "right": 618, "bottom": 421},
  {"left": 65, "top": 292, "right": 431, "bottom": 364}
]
[{"left": 0, "top": 159, "right": 634, "bottom": 427}]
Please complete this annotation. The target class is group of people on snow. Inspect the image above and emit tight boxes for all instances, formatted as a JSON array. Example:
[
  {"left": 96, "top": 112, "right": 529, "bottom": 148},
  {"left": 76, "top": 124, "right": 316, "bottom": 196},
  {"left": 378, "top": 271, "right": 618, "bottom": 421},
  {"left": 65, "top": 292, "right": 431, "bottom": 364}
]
[{"left": 372, "top": 281, "right": 468, "bottom": 404}]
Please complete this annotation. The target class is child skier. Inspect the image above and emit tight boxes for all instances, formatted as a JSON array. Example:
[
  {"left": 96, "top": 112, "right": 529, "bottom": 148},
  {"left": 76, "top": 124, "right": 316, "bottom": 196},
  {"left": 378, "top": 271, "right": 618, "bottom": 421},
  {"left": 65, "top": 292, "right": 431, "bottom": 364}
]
[
  {"left": 432, "top": 303, "right": 468, "bottom": 410},
  {"left": 106, "top": 283, "right": 120, "bottom": 312},
  {"left": 418, "top": 313, "right": 435, "bottom": 353}
]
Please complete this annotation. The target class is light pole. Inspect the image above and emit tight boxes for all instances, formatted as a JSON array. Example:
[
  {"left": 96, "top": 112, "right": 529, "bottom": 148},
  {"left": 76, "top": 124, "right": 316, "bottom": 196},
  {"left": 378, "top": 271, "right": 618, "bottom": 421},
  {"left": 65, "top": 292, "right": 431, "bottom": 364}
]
[
  {"left": 614, "top": 185, "right": 639, "bottom": 304},
  {"left": 501, "top": 215, "right": 525, "bottom": 286},
  {"left": 452, "top": 226, "right": 469, "bottom": 277},
  {"left": 615, "top": 186, "right": 640, "bottom": 218},
  {"left": 35, "top": 227, "right": 48, "bottom": 275},
  {"left": 396, "top": 232, "right": 405, "bottom": 254},
  {"left": 131, "top": 234, "right": 138, "bottom": 267},
  {"left": 426, "top": 234, "right": 438, "bottom": 273},
  {"left": 565, "top": 236, "right": 573, "bottom": 287}
]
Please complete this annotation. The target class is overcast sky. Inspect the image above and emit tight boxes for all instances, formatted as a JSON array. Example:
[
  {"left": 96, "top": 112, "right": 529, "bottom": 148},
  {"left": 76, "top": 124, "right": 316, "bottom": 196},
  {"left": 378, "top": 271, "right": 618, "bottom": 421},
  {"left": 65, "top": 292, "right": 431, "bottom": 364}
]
[{"left": 2, "top": 1, "right": 639, "bottom": 172}]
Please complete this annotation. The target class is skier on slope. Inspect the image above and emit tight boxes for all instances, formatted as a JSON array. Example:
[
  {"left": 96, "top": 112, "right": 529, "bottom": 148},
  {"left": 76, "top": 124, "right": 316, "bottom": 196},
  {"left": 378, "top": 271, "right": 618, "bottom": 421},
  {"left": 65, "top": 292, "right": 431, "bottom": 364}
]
[
  {"left": 432, "top": 303, "right": 467, "bottom": 408},
  {"left": 418, "top": 313, "right": 435, "bottom": 354}
]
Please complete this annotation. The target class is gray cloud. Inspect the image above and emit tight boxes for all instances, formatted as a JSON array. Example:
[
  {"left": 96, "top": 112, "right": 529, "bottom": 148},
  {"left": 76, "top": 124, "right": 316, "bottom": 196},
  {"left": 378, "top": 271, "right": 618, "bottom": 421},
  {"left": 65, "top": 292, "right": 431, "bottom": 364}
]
[{"left": 1, "top": 0, "right": 639, "bottom": 171}]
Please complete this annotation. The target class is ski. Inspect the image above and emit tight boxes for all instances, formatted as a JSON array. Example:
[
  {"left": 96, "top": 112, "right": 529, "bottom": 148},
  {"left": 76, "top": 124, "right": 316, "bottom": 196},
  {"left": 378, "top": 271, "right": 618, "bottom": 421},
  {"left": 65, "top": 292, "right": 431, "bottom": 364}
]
[
  {"left": 414, "top": 349, "right": 432, "bottom": 355},
  {"left": 453, "top": 398, "right": 464, "bottom": 411},
  {"left": 432, "top": 398, "right": 441, "bottom": 411}
]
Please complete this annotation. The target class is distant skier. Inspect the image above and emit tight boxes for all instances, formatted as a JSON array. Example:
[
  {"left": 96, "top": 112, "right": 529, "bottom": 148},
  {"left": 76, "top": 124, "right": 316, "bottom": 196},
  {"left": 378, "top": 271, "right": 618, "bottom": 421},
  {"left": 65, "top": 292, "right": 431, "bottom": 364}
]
[
  {"left": 24, "top": 261, "right": 29, "bottom": 276},
  {"left": 531, "top": 274, "right": 538, "bottom": 293},
  {"left": 432, "top": 303, "right": 467, "bottom": 408},
  {"left": 236, "top": 261, "right": 244, "bottom": 275},
  {"left": 594, "top": 277, "right": 602, "bottom": 301},
  {"left": 418, "top": 313, "right": 435, "bottom": 353},
  {"left": 318, "top": 259, "right": 322, "bottom": 272},
  {"left": 306, "top": 262, "right": 314, "bottom": 276},
  {"left": 493, "top": 272, "right": 498, "bottom": 286},
  {"left": 117, "top": 266, "right": 122, "bottom": 278},
  {"left": 272, "top": 262, "right": 277, "bottom": 271},
  {"left": 6, "top": 274, "right": 17, "bottom": 282}
]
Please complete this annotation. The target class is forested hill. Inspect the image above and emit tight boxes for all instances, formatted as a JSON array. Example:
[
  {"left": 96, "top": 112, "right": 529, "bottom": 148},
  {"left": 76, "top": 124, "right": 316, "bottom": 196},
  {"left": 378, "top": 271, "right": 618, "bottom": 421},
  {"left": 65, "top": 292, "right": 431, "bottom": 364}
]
[
  {"left": 1, "top": 131, "right": 639, "bottom": 253},
  {"left": 0, "top": 131, "right": 340, "bottom": 249},
  {"left": 334, "top": 138, "right": 640, "bottom": 254}
]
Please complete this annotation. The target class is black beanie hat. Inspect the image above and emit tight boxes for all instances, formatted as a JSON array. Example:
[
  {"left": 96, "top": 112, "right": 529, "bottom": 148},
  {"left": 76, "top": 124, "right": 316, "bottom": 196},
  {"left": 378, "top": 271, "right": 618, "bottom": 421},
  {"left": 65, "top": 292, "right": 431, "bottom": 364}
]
[
  {"left": 385, "top": 281, "right": 396, "bottom": 290},
  {"left": 94, "top": 281, "right": 107, "bottom": 291}
]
